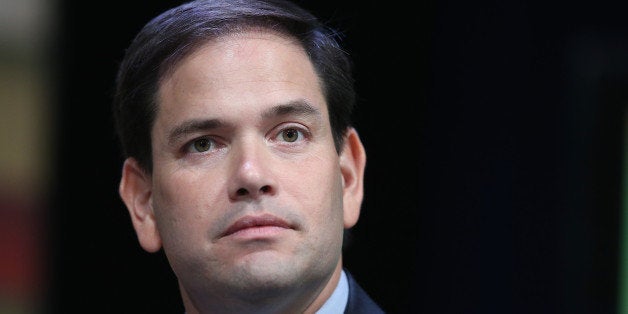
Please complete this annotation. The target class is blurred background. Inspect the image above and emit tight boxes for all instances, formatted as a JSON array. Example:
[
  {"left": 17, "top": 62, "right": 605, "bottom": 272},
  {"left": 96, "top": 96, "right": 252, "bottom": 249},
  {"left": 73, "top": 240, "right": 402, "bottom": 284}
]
[{"left": 1, "top": 0, "right": 628, "bottom": 313}]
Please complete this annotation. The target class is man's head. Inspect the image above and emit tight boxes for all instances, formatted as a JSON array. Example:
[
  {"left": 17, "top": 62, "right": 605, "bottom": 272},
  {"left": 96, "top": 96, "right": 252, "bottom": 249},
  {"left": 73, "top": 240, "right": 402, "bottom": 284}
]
[
  {"left": 113, "top": 0, "right": 356, "bottom": 173},
  {"left": 113, "top": 0, "right": 366, "bottom": 313}
]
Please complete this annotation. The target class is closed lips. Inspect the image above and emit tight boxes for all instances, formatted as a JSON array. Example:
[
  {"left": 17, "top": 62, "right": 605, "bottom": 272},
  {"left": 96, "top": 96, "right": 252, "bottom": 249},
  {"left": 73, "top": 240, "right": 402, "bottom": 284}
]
[{"left": 221, "top": 214, "right": 293, "bottom": 237}]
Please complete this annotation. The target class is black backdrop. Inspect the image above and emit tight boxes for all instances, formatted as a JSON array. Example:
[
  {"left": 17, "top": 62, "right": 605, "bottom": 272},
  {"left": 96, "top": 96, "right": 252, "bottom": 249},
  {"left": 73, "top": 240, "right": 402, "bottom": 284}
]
[{"left": 49, "top": 1, "right": 628, "bottom": 313}]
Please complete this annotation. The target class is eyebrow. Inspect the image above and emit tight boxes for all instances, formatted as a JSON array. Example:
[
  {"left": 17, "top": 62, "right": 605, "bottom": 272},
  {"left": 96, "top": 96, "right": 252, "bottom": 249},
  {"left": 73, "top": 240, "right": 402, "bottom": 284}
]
[
  {"left": 261, "top": 100, "right": 322, "bottom": 120},
  {"left": 167, "top": 118, "right": 224, "bottom": 147},
  {"left": 166, "top": 100, "right": 322, "bottom": 146}
]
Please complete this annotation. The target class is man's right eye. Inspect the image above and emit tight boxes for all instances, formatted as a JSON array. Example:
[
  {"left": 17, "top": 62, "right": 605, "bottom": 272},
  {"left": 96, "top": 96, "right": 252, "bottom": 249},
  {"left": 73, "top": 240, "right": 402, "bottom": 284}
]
[{"left": 190, "top": 138, "right": 212, "bottom": 152}]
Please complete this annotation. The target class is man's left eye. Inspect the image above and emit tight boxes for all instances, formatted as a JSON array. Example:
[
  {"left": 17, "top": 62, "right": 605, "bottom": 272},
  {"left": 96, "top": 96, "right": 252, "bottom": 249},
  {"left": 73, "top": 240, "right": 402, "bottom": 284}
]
[{"left": 281, "top": 128, "right": 301, "bottom": 142}]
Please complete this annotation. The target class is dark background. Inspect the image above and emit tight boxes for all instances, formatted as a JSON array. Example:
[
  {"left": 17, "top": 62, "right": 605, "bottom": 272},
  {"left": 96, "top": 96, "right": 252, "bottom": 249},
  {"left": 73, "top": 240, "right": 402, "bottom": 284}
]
[{"left": 49, "top": 0, "right": 628, "bottom": 313}]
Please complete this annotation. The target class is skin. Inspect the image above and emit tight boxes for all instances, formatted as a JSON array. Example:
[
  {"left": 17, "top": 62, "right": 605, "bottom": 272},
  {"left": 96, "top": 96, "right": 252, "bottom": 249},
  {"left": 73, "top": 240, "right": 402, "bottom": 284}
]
[{"left": 119, "top": 30, "right": 366, "bottom": 314}]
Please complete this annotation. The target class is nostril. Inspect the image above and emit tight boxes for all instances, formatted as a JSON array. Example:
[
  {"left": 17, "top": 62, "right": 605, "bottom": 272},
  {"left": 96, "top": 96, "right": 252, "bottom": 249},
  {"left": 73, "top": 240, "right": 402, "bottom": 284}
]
[
  {"left": 260, "top": 185, "right": 270, "bottom": 193},
  {"left": 236, "top": 188, "right": 248, "bottom": 196}
]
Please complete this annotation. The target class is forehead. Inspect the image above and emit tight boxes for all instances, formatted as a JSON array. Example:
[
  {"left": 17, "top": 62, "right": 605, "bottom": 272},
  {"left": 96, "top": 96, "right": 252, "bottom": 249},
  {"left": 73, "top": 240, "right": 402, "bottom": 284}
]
[{"left": 155, "top": 29, "right": 327, "bottom": 122}]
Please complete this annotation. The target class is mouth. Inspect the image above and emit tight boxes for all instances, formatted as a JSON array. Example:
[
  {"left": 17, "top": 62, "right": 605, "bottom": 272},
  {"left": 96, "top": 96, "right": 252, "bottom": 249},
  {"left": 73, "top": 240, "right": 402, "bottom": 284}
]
[{"left": 221, "top": 213, "right": 294, "bottom": 238}]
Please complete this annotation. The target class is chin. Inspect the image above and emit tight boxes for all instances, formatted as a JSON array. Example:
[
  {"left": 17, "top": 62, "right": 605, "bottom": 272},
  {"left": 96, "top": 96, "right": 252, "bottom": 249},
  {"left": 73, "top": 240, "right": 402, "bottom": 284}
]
[
  {"left": 236, "top": 252, "right": 303, "bottom": 283},
  {"left": 237, "top": 252, "right": 334, "bottom": 291}
]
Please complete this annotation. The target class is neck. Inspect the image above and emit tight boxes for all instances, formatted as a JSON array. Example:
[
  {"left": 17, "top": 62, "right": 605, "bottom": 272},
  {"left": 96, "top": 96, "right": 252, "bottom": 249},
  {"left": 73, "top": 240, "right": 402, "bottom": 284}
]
[{"left": 180, "top": 260, "right": 344, "bottom": 314}]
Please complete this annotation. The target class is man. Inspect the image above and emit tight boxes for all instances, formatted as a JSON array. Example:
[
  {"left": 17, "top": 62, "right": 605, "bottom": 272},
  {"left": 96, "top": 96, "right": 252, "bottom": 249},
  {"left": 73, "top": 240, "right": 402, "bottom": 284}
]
[{"left": 113, "top": 0, "right": 383, "bottom": 313}]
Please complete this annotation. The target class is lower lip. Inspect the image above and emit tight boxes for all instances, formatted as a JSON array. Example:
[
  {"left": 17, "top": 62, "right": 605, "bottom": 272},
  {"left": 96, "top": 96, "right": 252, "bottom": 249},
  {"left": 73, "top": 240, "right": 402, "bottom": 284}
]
[{"left": 227, "top": 225, "right": 290, "bottom": 240}]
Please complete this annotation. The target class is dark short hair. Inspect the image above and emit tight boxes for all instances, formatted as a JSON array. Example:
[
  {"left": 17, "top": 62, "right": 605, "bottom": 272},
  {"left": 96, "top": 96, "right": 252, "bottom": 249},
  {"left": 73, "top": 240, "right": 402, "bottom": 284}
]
[{"left": 113, "top": 0, "right": 356, "bottom": 172}]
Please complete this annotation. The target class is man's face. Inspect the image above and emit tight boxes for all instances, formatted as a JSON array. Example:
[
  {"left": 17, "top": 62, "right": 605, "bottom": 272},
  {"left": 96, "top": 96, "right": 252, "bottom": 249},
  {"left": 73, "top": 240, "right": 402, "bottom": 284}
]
[{"left": 135, "top": 30, "right": 359, "bottom": 301}]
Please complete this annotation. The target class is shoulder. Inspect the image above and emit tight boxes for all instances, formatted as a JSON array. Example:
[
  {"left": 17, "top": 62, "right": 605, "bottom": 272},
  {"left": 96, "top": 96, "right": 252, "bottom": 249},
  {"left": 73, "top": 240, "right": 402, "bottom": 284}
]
[{"left": 344, "top": 270, "right": 386, "bottom": 314}]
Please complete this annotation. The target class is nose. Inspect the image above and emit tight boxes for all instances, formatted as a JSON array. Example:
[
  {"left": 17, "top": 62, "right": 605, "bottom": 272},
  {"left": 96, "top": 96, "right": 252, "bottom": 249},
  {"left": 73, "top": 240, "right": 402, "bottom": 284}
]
[{"left": 227, "top": 139, "right": 276, "bottom": 200}]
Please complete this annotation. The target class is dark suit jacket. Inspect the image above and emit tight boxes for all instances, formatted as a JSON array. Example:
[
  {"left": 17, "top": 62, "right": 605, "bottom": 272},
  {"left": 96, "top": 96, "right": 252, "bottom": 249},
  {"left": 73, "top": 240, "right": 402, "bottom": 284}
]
[{"left": 344, "top": 270, "right": 385, "bottom": 314}]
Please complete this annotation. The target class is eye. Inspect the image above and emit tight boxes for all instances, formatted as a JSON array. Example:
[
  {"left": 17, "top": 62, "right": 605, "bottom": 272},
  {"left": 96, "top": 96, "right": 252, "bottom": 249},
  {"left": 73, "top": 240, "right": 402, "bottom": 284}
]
[
  {"left": 280, "top": 128, "right": 302, "bottom": 142},
  {"left": 190, "top": 138, "right": 213, "bottom": 152}
]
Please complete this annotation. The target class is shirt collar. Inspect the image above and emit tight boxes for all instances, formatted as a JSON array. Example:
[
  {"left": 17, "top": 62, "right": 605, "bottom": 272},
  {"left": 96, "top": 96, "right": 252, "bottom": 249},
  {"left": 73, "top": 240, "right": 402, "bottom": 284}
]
[{"left": 316, "top": 269, "right": 349, "bottom": 314}]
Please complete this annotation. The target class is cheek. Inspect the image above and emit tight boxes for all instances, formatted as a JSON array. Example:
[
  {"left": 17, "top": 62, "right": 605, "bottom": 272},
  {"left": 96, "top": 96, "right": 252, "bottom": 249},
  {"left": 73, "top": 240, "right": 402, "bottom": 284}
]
[
  {"left": 289, "top": 161, "right": 344, "bottom": 225},
  {"left": 154, "top": 172, "right": 200, "bottom": 215},
  {"left": 300, "top": 168, "right": 345, "bottom": 257},
  {"left": 153, "top": 164, "right": 222, "bottom": 211},
  {"left": 151, "top": 170, "right": 219, "bottom": 245}
]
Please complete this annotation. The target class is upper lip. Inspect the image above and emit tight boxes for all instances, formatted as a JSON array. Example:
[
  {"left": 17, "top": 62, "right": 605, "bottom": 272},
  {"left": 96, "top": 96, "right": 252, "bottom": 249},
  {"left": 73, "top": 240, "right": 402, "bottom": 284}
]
[{"left": 221, "top": 213, "right": 293, "bottom": 237}]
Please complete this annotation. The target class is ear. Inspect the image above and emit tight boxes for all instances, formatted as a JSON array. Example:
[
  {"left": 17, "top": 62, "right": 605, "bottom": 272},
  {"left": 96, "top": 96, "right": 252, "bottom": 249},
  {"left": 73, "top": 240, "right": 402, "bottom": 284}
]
[
  {"left": 339, "top": 128, "right": 367, "bottom": 229},
  {"left": 119, "top": 158, "right": 162, "bottom": 252}
]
